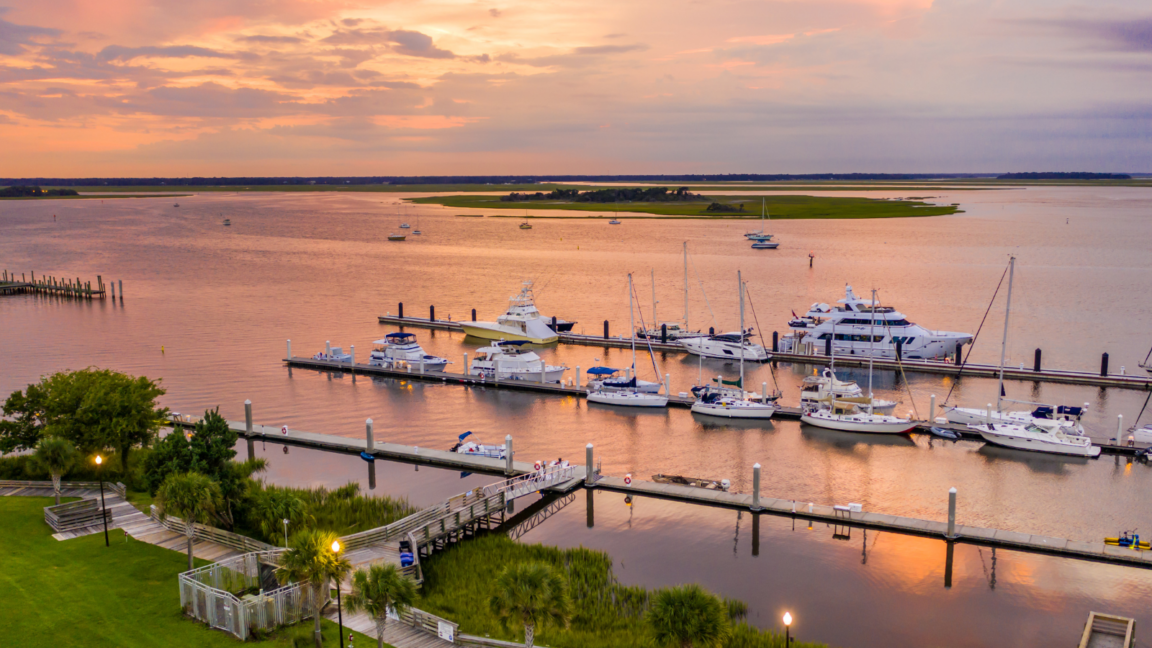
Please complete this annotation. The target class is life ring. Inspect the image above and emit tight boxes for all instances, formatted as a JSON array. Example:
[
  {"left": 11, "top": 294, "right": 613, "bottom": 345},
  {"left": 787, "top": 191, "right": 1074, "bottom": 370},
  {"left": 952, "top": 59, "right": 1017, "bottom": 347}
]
[
  {"left": 534, "top": 461, "right": 542, "bottom": 471},
  {"left": 624, "top": 473, "right": 632, "bottom": 486},
  {"left": 281, "top": 425, "right": 288, "bottom": 435}
]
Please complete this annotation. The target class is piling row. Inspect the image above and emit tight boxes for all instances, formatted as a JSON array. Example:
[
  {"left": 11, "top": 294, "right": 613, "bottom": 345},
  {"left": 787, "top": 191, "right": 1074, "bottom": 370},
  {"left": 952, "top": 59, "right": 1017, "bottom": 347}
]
[{"left": 0, "top": 270, "right": 122, "bottom": 300}]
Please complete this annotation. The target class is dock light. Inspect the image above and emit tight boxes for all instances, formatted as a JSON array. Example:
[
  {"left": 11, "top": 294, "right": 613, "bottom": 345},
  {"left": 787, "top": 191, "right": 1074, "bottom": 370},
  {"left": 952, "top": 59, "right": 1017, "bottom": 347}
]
[
  {"left": 94, "top": 455, "right": 108, "bottom": 547},
  {"left": 783, "top": 612, "right": 793, "bottom": 645},
  {"left": 333, "top": 538, "right": 346, "bottom": 648}
]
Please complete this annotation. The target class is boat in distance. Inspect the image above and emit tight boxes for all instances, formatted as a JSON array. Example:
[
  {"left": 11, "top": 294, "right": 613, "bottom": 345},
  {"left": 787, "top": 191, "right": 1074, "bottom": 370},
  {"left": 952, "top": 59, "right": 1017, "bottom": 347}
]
[
  {"left": 387, "top": 233, "right": 406, "bottom": 241},
  {"left": 459, "top": 281, "right": 559, "bottom": 344},
  {"left": 751, "top": 241, "right": 779, "bottom": 249}
]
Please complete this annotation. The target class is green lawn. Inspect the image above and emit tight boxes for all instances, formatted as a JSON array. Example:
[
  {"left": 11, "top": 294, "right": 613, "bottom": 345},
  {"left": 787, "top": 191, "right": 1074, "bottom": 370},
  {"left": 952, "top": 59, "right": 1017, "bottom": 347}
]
[
  {"left": 410, "top": 193, "right": 962, "bottom": 219},
  {"left": 0, "top": 497, "right": 382, "bottom": 648}
]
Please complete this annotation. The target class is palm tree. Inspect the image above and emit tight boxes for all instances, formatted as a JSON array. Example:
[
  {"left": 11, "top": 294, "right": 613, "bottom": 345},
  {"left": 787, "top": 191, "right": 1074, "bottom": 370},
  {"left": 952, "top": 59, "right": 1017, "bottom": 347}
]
[
  {"left": 646, "top": 584, "right": 731, "bottom": 648},
  {"left": 276, "top": 529, "right": 352, "bottom": 648},
  {"left": 344, "top": 563, "right": 418, "bottom": 648},
  {"left": 489, "top": 562, "right": 570, "bottom": 648},
  {"left": 253, "top": 488, "right": 307, "bottom": 545},
  {"left": 155, "top": 472, "right": 220, "bottom": 571},
  {"left": 33, "top": 437, "right": 78, "bottom": 505}
]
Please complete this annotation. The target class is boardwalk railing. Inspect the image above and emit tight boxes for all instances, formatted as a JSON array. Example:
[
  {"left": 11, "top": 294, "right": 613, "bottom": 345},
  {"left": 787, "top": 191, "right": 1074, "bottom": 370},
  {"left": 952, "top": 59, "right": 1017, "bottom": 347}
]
[
  {"left": 0, "top": 479, "right": 126, "bottom": 498},
  {"left": 482, "top": 464, "right": 577, "bottom": 501},
  {"left": 150, "top": 506, "right": 278, "bottom": 553},
  {"left": 178, "top": 549, "right": 317, "bottom": 641}
]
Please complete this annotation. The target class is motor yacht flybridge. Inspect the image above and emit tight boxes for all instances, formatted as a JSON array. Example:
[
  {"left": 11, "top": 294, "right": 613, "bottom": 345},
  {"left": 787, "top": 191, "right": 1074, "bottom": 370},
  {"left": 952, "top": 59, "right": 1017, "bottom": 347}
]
[
  {"left": 780, "top": 285, "right": 972, "bottom": 360},
  {"left": 469, "top": 341, "right": 567, "bottom": 382},
  {"left": 459, "top": 281, "right": 560, "bottom": 344}
]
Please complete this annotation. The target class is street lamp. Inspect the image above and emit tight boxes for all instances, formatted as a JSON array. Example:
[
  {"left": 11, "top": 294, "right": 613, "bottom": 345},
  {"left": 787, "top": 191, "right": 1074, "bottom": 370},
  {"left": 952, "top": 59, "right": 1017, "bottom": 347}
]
[
  {"left": 95, "top": 455, "right": 109, "bottom": 547},
  {"left": 331, "top": 540, "right": 346, "bottom": 648},
  {"left": 783, "top": 612, "right": 793, "bottom": 645},
  {"left": 282, "top": 518, "right": 289, "bottom": 547}
]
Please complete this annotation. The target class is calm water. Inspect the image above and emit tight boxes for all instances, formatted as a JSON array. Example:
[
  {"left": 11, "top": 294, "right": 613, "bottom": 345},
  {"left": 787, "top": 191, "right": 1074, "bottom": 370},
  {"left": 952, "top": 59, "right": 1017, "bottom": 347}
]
[{"left": 3, "top": 187, "right": 1152, "bottom": 645}]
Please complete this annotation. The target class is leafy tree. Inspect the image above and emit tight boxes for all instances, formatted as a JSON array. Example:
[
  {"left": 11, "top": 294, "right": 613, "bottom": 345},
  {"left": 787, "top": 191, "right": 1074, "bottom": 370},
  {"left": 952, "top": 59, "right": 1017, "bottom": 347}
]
[
  {"left": 0, "top": 381, "right": 48, "bottom": 453},
  {"left": 344, "top": 563, "right": 418, "bottom": 648},
  {"left": 489, "top": 562, "right": 570, "bottom": 647},
  {"left": 155, "top": 472, "right": 220, "bottom": 571},
  {"left": 32, "top": 437, "right": 78, "bottom": 505},
  {"left": 142, "top": 427, "right": 194, "bottom": 493},
  {"left": 276, "top": 529, "right": 352, "bottom": 648},
  {"left": 646, "top": 584, "right": 730, "bottom": 648}
]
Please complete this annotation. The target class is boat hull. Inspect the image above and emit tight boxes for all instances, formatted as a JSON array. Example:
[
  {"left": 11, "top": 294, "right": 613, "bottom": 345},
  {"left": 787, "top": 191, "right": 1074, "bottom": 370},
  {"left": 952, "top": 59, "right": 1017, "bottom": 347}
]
[
  {"left": 975, "top": 427, "right": 1101, "bottom": 457},
  {"left": 800, "top": 412, "right": 917, "bottom": 434},
  {"left": 586, "top": 391, "right": 668, "bottom": 407},
  {"left": 691, "top": 401, "right": 776, "bottom": 419},
  {"left": 459, "top": 322, "right": 558, "bottom": 344},
  {"left": 680, "top": 338, "right": 769, "bottom": 361}
]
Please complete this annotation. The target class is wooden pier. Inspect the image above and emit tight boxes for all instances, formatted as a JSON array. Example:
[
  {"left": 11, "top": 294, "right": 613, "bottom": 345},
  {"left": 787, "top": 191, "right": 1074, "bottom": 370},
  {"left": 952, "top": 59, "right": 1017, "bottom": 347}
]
[
  {"left": 377, "top": 314, "right": 1152, "bottom": 391},
  {"left": 1, "top": 270, "right": 111, "bottom": 299},
  {"left": 174, "top": 413, "right": 1152, "bottom": 570},
  {"left": 284, "top": 356, "right": 1147, "bottom": 456}
]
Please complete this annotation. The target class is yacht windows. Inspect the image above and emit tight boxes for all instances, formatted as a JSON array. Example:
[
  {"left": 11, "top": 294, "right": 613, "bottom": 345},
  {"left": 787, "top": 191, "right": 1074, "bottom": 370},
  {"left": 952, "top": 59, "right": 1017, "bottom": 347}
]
[
  {"left": 837, "top": 318, "right": 911, "bottom": 326},
  {"left": 817, "top": 333, "right": 885, "bottom": 342}
]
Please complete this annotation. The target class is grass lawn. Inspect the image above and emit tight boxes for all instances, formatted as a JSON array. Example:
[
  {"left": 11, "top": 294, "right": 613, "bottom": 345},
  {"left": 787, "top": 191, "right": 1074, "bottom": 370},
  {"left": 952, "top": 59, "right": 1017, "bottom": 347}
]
[
  {"left": 409, "top": 193, "right": 962, "bottom": 219},
  {"left": 0, "top": 497, "right": 384, "bottom": 648}
]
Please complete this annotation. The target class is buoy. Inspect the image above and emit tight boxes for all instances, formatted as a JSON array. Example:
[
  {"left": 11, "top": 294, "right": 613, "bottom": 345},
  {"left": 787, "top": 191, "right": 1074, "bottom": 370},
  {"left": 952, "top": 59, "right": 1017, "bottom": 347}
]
[
  {"left": 161, "top": 346, "right": 165, "bottom": 353},
  {"left": 624, "top": 473, "right": 632, "bottom": 486}
]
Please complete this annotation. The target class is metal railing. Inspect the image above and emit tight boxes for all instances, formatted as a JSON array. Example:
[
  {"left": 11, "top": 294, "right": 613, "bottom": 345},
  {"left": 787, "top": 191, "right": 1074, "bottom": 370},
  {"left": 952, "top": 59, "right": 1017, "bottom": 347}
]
[{"left": 481, "top": 464, "right": 576, "bottom": 501}]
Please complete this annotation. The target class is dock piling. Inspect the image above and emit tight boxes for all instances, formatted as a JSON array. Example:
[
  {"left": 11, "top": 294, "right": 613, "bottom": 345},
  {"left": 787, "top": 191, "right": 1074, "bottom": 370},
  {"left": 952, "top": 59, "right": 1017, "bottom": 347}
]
[
  {"left": 751, "top": 463, "right": 762, "bottom": 511},
  {"left": 930, "top": 394, "right": 936, "bottom": 421},
  {"left": 366, "top": 418, "right": 374, "bottom": 451},
  {"left": 824, "top": 337, "right": 832, "bottom": 357},
  {"left": 986, "top": 404, "right": 992, "bottom": 426},
  {"left": 661, "top": 323, "right": 667, "bottom": 343},
  {"left": 118, "top": 280, "right": 122, "bottom": 299},
  {"left": 111, "top": 282, "right": 115, "bottom": 299},
  {"left": 430, "top": 305, "right": 435, "bottom": 321},
  {"left": 471, "top": 308, "right": 476, "bottom": 321},
  {"left": 398, "top": 302, "right": 404, "bottom": 318},
  {"left": 586, "top": 444, "right": 594, "bottom": 485},
  {"left": 287, "top": 339, "right": 291, "bottom": 359},
  {"left": 947, "top": 487, "right": 957, "bottom": 539},
  {"left": 709, "top": 327, "right": 715, "bottom": 336},
  {"left": 603, "top": 320, "right": 609, "bottom": 339},
  {"left": 1116, "top": 415, "right": 1123, "bottom": 445},
  {"left": 772, "top": 331, "right": 778, "bottom": 353},
  {"left": 1034, "top": 348, "right": 1042, "bottom": 372},
  {"left": 762, "top": 382, "right": 768, "bottom": 403},
  {"left": 326, "top": 340, "right": 331, "bottom": 358},
  {"left": 463, "top": 353, "right": 468, "bottom": 373},
  {"left": 576, "top": 366, "right": 581, "bottom": 389},
  {"left": 244, "top": 400, "right": 254, "bottom": 460},
  {"left": 505, "top": 435, "right": 514, "bottom": 475},
  {"left": 666, "top": 373, "right": 672, "bottom": 396},
  {"left": 1101, "top": 353, "right": 1109, "bottom": 376}
]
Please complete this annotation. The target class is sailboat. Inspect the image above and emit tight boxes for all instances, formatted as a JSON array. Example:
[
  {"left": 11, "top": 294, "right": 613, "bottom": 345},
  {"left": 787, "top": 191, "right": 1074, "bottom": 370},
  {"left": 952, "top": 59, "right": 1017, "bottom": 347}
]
[
  {"left": 745, "top": 199, "right": 775, "bottom": 244},
  {"left": 587, "top": 274, "right": 669, "bottom": 408},
  {"left": 638, "top": 243, "right": 706, "bottom": 341},
  {"left": 690, "top": 271, "right": 778, "bottom": 419},
  {"left": 801, "top": 289, "right": 917, "bottom": 434},
  {"left": 942, "top": 257, "right": 1088, "bottom": 435},
  {"left": 1140, "top": 346, "right": 1152, "bottom": 374},
  {"left": 413, "top": 213, "right": 422, "bottom": 236}
]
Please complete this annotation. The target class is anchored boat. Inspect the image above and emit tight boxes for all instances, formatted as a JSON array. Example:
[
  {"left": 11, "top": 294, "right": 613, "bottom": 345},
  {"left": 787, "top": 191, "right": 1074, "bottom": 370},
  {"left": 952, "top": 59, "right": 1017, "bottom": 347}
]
[
  {"left": 450, "top": 431, "right": 507, "bottom": 459},
  {"left": 970, "top": 420, "right": 1100, "bottom": 457},
  {"left": 585, "top": 366, "right": 663, "bottom": 394},
  {"left": 369, "top": 333, "right": 448, "bottom": 370},
  {"left": 469, "top": 340, "right": 567, "bottom": 382},
  {"left": 459, "top": 281, "right": 560, "bottom": 344}
]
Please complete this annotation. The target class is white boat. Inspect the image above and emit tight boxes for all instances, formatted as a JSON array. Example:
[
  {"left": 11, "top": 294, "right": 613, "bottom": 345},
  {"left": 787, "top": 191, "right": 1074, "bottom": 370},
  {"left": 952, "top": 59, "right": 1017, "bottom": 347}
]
[
  {"left": 970, "top": 421, "right": 1100, "bottom": 457},
  {"left": 681, "top": 331, "right": 769, "bottom": 361},
  {"left": 800, "top": 369, "right": 897, "bottom": 414},
  {"left": 800, "top": 289, "right": 917, "bottom": 434},
  {"left": 369, "top": 333, "right": 448, "bottom": 370},
  {"left": 1134, "top": 424, "right": 1152, "bottom": 444},
  {"left": 450, "top": 431, "right": 506, "bottom": 459},
  {"left": 609, "top": 219, "right": 622, "bottom": 225},
  {"left": 779, "top": 285, "right": 972, "bottom": 360},
  {"left": 751, "top": 241, "right": 779, "bottom": 250},
  {"left": 942, "top": 257, "right": 1090, "bottom": 440},
  {"left": 1140, "top": 346, "right": 1152, "bottom": 374},
  {"left": 585, "top": 367, "right": 663, "bottom": 394},
  {"left": 399, "top": 223, "right": 410, "bottom": 229},
  {"left": 744, "top": 199, "right": 774, "bottom": 241},
  {"left": 459, "top": 281, "right": 560, "bottom": 344},
  {"left": 801, "top": 407, "right": 918, "bottom": 434},
  {"left": 586, "top": 273, "right": 669, "bottom": 408},
  {"left": 312, "top": 345, "right": 351, "bottom": 362},
  {"left": 469, "top": 341, "right": 567, "bottom": 382}
]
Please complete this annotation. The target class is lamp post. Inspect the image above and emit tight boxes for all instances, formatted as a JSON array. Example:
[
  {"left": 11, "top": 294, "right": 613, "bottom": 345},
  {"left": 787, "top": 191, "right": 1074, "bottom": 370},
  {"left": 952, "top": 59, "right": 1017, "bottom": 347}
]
[
  {"left": 783, "top": 612, "right": 793, "bottom": 645},
  {"left": 332, "top": 539, "right": 345, "bottom": 648},
  {"left": 282, "top": 518, "right": 289, "bottom": 547},
  {"left": 95, "top": 455, "right": 109, "bottom": 547}
]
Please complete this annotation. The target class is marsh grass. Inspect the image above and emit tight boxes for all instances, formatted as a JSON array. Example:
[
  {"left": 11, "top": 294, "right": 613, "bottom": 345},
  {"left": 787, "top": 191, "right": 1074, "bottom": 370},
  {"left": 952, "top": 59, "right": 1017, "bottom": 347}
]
[{"left": 240, "top": 482, "right": 417, "bottom": 544}]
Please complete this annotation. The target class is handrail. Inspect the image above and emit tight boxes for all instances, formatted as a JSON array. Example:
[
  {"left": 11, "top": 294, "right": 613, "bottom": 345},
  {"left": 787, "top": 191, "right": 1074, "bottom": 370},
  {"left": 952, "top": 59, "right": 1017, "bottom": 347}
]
[
  {"left": 0, "top": 479, "right": 127, "bottom": 498},
  {"left": 150, "top": 506, "right": 277, "bottom": 552},
  {"left": 482, "top": 465, "right": 576, "bottom": 499}
]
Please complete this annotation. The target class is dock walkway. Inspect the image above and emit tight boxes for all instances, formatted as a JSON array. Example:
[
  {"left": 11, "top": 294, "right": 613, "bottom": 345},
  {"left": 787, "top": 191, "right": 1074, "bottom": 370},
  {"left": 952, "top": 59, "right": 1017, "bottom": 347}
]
[{"left": 377, "top": 314, "right": 1152, "bottom": 391}]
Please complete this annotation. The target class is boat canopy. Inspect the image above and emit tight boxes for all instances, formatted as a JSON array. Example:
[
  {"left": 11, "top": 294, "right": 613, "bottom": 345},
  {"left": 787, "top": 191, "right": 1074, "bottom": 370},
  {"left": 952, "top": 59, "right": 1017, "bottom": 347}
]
[
  {"left": 586, "top": 367, "right": 620, "bottom": 375},
  {"left": 495, "top": 340, "right": 530, "bottom": 347},
  {"left": 458, "top": 431, "right": 473, "bottom": 441},
  {"left": 382, "top": 333, "right": 416, "bottom": 343}
]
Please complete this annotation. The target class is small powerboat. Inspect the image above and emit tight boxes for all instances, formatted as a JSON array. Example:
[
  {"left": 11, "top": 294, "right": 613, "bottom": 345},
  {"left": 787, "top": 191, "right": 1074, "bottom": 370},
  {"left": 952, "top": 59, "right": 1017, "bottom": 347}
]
[
  {"left": 388, "top": 233, "right": 406, "bottom": 241},
  {"left": 399, "top": 223, "right": 410, "bottom": 229},
  {"left": 312, "top": 346, "right": 352, "bottom": 362},
  {"left": 929, "top": 426, "right": 961, "bottom": 440},
  {"left": 609, "top": 219, "right": 622, "bottom": 225},
  {"left": 222, "top": 218, "right": 231, "bottom": 226},
  {"left": 751, "top": 241, "right": 779, "bottom": 249},
  {"left": 470, "top": 340, "right": 567, "bottom": 382},
  {"left": 653, "top": 474, "right": 730, "bottom": 490},
  {"left": 369, "top": 333, "right": 449, "bottom": 370},
  {"left": 519, "top": 222, "right": 533, "bottom": 230},
  {"left": 450, "top": 431, "right": 507, "bottom": 459}
]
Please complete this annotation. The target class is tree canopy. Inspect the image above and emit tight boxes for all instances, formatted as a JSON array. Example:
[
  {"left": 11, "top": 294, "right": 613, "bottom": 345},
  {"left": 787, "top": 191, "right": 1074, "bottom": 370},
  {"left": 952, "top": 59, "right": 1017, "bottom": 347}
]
[{"left": 646, "top": 584, "right": 731, "bottom": 648}]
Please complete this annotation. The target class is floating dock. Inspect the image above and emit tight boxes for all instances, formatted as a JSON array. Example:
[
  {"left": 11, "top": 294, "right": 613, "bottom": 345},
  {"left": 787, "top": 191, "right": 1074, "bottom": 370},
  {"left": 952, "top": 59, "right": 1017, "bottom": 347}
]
[
  {"left": 377, "top": 314, "right": 1152, "bottom": 391},
  {"left": 284, "top": 356, "right": 1147, "bottom": 456},
  {"left": 1, "top": 270, "right": 112, "bottom": 299},
  {"left": 175, "top": 413, "right": 1152, "bottom": 569}
]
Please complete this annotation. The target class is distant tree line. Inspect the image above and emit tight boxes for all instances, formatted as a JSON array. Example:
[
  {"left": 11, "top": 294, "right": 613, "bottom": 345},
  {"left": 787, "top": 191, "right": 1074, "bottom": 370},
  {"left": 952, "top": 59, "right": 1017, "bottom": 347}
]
[
  {"left": 501, "top": 186, "right": 704, "bottom": 203},
  {"left": 0, "top": 173, "right": 999, "bottom": 187},
  {"left": 0, "top": 185, "right": 79, "bottom": 197},
  {"left": 705, "top": 202, "right": 746, "bottom": 212},
  {"left": 997, "top": 172, "right": 1132, "bottom": 180}
]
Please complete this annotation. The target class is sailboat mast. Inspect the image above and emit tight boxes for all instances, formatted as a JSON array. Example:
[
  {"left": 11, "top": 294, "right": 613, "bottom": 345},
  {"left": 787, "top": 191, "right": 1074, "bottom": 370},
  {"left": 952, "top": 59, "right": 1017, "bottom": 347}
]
[
  {"left": 997, "top": 256, "right": 1016, "bottom": 413},
  {"left": 739, "top": 270, "right": 745, "bottom": 390},
  {"left": 652, "top": 268, "right": 657, "bottom": 328},
  {"left": 869, "top": 289, "right": 876, "bottom": 414},
  {"left": 629, "top": 273, "right": 637, "bottom": 373},
  {"left": 683, "top": 242, "right": 688, "bottom": 327}
]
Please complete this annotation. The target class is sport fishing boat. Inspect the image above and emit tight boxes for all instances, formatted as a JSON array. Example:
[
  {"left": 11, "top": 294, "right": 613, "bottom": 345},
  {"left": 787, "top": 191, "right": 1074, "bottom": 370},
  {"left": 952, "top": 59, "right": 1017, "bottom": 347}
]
[
  {"left": 969, "top": 420, "right": 1100, "bottom": 457},
  {"left": 778, "top": 285, "right": 972, "bottom": 360},
  {"left": 681, "top": 330, "right": 769, "bottom": 361},
  {"left": 585, "top": 366, "right": 663, "bottom": 394},
  {"left": 469, "top": 341, "right": 567, "bottom": 382},
  {"left": 450, "top": 431, "right": 506, "bottom": 459},
  {"left": 368, "top": 333, "right": 449, "bottom": 370},
  {"left": 586, "top": 273, "right": 669, "bottom": 408},
  {"left": 459, "top": 281, "right": 560, "bottom": 344},
  {"left": 799, "top": 288, "right": 917, "bottom": 434},
  {"left": 942, "top": 257, "right": 1088, "bottom": 438}
]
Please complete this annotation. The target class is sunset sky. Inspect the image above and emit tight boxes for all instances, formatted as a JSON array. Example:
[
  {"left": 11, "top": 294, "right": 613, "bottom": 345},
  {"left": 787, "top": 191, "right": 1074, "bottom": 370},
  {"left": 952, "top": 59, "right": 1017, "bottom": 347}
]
[{"left": 1, "top": 0, "right": 1149, "bottom": 176}]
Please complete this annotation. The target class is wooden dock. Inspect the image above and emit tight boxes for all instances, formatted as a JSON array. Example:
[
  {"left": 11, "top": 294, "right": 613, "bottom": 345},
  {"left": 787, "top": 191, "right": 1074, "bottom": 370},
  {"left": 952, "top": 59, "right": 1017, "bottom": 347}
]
[
  {"left": 377, "top": 314, "right": 1152, "bottom": 391},
  {"left": 283, "top": 356, "right": 1146, "bottom": 456},
  {"left": 1, "top": 270, "right": 111, "bottom": 299}
]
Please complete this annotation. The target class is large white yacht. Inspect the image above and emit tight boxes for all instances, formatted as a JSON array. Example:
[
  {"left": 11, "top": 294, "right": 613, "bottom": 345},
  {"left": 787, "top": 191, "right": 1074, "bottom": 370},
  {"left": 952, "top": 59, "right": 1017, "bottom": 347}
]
[
  {"left": 459, "top": 281, "right": 560, "bottom": 344},
  {"left": 369, "top": 333, "right": 448, "bottom": 370},
  {"left": 970, "top": 421, "right": 1100, "bottom": 457},
  {"left": 469, "top": 341, "right": 567, "bottom": 382},
  {"left": 779, "top": 285, "right": 972, "bottom": 360},
  {"left": 681, "top": 330, "right": 769, "bottom": 361}
]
